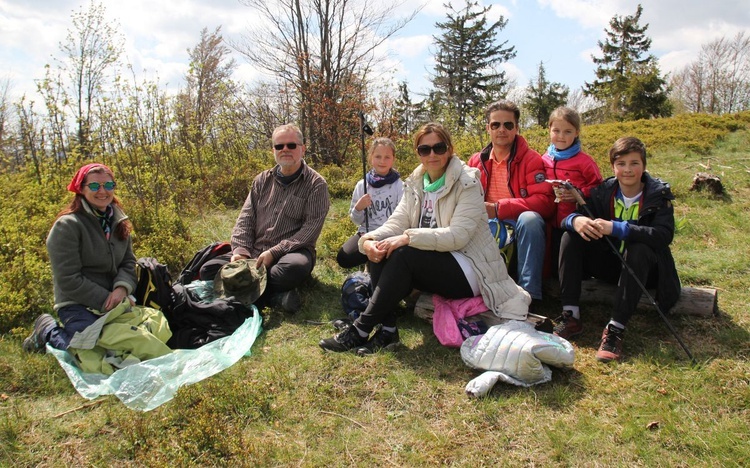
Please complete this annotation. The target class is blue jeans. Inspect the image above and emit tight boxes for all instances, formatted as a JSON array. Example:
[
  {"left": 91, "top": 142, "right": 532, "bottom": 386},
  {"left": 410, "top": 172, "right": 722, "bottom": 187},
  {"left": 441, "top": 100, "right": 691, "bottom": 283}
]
[
  {"left": 47, "top": 304, "right": 101, "bottom": 350},
  {"left": 515, "top": 211, "right": 545, "bottom": 300}
]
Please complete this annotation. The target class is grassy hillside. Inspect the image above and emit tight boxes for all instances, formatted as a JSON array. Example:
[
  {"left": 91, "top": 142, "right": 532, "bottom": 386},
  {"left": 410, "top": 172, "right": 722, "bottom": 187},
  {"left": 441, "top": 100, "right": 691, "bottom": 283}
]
[{"left": 1, "top": 114, "right": 749, "bottom": 466}]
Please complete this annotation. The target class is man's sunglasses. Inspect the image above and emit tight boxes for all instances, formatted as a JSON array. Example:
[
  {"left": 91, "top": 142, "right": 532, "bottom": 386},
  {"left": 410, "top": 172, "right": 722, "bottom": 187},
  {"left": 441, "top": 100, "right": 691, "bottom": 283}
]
[
  {"left": 417, "top": 142, "right": 449, "bottom": 157},
  {"left": 273, "top": 142, "right": 299, "bottom": 150},
  {"left": 84, "top": 181, "right": 116, "bottom": 192},
  {"left": 489, "top": 121, "right": 516, "bottom": 131}
]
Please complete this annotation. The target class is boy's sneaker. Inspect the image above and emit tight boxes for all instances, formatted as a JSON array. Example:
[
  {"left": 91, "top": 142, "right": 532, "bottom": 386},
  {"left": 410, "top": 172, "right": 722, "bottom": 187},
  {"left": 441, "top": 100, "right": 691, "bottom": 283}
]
[
  {"left": 22, "top": 314, "right": 57, "bottom": 353},
  {"left": 596, "top": 324, "right": 624, "bottom": 362},
  {"left": 553, "top": 310, "right": 583, "bottom": 339},
  {"left": 270, "top": 289, "right": 302, "bottom": 314},
  {"left": 319, "top": 325, "right": 368, "bottom": 352},
  {"left": 356, "top": 327, "right": 400, "bottom": 356}
]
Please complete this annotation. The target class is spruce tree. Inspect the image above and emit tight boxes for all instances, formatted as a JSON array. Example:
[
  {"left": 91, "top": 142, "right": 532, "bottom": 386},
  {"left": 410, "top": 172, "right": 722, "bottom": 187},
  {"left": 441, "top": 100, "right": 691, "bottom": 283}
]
[
  {"left": 431, "top": 0, "right": 516, "bottom": 129},
  {"left": 393, "top": 81, "right": 427, "bottom": 135},
  {"left": 525, "top": 62, "right": 569, "bottom": 127},
  {"left": 584, "top": 4, "right": 671, "bottom": 120}
]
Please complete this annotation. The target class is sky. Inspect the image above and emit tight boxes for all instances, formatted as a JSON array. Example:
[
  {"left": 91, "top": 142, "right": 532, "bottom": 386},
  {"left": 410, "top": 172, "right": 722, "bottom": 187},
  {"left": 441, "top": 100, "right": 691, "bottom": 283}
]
[{"left": 1, "top": 0, "right": 749, "bottom": 103}]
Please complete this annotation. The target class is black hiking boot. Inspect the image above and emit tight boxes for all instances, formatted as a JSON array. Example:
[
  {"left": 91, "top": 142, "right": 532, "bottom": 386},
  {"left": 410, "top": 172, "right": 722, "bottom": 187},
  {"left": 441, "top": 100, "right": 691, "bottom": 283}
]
[{"left": 319, "top": 325, "right": 368, "bottom": 353}]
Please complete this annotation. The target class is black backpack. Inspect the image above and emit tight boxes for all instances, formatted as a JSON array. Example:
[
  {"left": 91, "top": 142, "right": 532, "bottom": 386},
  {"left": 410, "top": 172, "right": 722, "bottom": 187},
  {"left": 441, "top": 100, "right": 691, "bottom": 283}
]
[
  {"left": 167, "top": 284, "right": 255, "bottom": 349},
  {"left": 176, "top": 241, "right": 232, "bottom": 285},
  {"left": 134, "top": 257, "right": 178, "bottom": 313},
  {"left": 341, "top": 271, "right": 372, "bottom": 320}
]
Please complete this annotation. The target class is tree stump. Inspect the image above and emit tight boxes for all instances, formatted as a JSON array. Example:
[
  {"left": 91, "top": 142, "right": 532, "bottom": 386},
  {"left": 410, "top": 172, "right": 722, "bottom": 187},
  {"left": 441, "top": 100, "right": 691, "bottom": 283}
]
[{"left": 690, "top": 172, "right": 724, "bottom": 196}]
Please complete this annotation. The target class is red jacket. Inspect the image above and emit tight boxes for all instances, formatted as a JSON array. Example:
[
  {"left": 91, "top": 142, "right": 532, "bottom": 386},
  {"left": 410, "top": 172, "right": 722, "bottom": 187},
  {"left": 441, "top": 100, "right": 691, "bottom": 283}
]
[
  {"left": 468, "top": 135, "right": 555, "bottom": 221},
  {"left": 542, "top": 150, "right": 603, "bottom": 227}
]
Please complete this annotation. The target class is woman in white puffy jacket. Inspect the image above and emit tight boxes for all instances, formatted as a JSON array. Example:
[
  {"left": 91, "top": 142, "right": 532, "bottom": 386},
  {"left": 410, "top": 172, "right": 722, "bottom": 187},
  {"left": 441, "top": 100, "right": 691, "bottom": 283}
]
[{"left": 320, "top": 122, "right": 530, "bottom": 355}]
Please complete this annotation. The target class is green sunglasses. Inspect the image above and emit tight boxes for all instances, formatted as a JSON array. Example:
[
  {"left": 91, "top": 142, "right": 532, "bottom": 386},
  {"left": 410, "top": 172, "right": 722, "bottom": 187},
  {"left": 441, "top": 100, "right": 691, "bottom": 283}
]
[{"left": 84, "top": 181, "right": 116, "bottom": 192}]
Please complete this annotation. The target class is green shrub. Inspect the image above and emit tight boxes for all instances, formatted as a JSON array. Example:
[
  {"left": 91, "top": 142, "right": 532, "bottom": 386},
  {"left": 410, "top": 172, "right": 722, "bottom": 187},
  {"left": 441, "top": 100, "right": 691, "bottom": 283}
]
[{"left": 0, "top": 170, "right": 62, "bottom": 330}]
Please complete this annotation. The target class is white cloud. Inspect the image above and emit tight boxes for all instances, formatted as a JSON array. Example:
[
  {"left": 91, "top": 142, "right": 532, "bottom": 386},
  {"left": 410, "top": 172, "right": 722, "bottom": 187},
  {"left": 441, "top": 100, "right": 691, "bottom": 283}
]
[
  {"left": 537, "top": 0, "right": 625, "bottom": 28},
  {"left": 3, "top": 0, "right": 748, "bottom": 105},
  {"left": 502, "top": 62, "right": 525, "bottom": 87},
  {"left": 386, "top": 34, "right": 433, "bottom": 60}
]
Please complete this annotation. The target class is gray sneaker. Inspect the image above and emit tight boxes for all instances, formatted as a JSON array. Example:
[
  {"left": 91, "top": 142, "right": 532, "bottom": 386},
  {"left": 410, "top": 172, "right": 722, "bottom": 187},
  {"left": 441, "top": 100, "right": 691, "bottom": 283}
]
[{"left": 22, "top": 314, "right": 57, "bottom": 353}]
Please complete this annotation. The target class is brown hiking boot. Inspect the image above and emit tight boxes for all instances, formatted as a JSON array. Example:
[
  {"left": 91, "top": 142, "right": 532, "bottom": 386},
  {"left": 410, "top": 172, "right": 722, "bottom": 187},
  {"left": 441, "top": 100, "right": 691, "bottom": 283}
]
[
  {"left": 596, "top": 324, "right": 625, "bottom": 362},
  {"left": 553, "top": 310, "right": 583, "bottom": 340}
]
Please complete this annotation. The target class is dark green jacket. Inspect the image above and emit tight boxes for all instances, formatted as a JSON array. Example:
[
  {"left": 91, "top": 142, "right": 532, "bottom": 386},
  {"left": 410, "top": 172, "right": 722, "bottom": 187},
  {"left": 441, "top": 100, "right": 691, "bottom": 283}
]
[{"left": 46, "top": 200, "right": 137, "bottom": 311}]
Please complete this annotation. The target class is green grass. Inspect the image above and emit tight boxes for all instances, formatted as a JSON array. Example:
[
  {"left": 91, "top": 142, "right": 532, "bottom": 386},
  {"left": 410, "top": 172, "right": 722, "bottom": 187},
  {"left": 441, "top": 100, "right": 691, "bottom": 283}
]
[{"left": 1, "top": 126, "right": 749, "bottom": 466}]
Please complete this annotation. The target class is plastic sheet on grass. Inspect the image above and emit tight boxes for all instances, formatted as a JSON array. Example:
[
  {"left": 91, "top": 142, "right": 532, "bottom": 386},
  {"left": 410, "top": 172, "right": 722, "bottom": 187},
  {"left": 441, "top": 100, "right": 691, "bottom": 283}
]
[{"left": 46, "top": 311, "right": 262, "bottom": 412}]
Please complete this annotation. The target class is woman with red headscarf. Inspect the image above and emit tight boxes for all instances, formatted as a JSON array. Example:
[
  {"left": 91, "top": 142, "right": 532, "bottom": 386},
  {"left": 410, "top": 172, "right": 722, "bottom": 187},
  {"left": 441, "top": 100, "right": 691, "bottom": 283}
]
[{"left": 24, "top": 163, "right": 137, "bottom": 352}]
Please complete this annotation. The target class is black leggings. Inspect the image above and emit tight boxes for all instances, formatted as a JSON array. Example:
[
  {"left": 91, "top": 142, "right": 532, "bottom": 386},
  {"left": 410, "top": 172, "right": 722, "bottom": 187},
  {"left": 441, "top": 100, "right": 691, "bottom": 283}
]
[
  {"left": 354, "top": 246, "right": 474, "bottom": 333},
  {"left": 336, "top": 232, "right": 367, "bottom": 269}
]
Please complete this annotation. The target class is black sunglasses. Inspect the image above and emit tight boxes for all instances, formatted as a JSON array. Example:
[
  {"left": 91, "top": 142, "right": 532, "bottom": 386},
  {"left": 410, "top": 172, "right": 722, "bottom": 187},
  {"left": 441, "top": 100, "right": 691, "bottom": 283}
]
[
  {"left": 416, "top": 142, "right": 449, "bottom": 157},
  {"left": 273, "top": 142, "right": 299, "bottom": 150},
  {"left": 489, "top": 121, "right": 516, "bottom": 131},
  {"left": 84, "top": 181, "right": 116, "bottom": 192}
]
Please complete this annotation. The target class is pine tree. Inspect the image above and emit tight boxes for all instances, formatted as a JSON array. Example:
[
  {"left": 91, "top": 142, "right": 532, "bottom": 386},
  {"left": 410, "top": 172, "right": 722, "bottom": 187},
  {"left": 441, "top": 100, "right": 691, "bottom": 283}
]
[
  {"left": 584, "top": 4, "right": 671, "bottom": 121},
  {"left": 431, "top": 0, "right": 516, "bottom": 129},
  {"left": 525, "top": 62, "right": 569, "bottom": 127},
  {"left": 393, "top": 81, "right": 426, "bottom": 135}
]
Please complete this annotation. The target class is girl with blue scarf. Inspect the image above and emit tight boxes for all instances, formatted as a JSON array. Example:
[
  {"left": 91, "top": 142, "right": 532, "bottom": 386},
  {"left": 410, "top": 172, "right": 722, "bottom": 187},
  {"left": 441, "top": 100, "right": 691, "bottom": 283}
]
[
  {"left": 542, "top": 106, "right": 603, "bottom": 229},
  {"left": 337, "top": 138, "right": 404, "bottom": 269},
  {"left": 541, "top": 107, "right": 603, "bottom": 339}
]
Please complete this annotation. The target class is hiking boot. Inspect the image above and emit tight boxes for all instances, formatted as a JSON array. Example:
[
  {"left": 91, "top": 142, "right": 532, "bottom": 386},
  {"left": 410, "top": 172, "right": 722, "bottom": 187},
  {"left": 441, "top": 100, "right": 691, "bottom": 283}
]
[
  {"left": 553, "top": 310, "right": 583, "bottom": 340},
  {"left": 319, "top": 325, "right": 368, "bottom": 352},
  {"left": 22, "top": 314, "right": 57, "bottom": 353},
  {"left": 356, "top": 327, "right": 400, "bottom": 356},
  {"left": 596, "top": 324, "right": 625, "bottom": 362},
  {"left": 270, "top": 289, "right": 302, "bottom": 314}
]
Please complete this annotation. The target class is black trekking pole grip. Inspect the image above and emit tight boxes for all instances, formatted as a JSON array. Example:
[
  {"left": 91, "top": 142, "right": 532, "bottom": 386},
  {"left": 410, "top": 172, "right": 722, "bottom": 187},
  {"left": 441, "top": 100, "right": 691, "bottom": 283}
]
[
  {"left": 561, "top": 181, "right": 696, "bottom": 364},
  {"left": 358, "top": 111, "right": 370, "bottom": 233}
]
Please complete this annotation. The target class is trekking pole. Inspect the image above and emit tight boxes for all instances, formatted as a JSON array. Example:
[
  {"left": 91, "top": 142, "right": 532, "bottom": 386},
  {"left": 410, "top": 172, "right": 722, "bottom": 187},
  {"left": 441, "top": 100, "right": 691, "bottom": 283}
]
[
  {"left": 357, "top": 111, "right": 374, "bottom": 233},
  {"left": 561, "top": 180, "right": 696, "bottom": 364}
]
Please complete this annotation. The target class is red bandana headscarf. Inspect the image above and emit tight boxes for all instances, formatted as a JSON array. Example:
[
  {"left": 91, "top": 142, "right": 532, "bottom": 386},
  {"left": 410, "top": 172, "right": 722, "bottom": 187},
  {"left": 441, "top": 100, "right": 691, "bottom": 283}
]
[{"left": 66, "top": 163, "right": 115, "bottom": 194}]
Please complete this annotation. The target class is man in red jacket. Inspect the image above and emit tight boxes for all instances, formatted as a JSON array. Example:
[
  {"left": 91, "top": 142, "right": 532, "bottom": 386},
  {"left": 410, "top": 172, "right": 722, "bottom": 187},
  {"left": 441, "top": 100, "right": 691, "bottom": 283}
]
[{"left": 468, "top": 100, "right": 555, "bottom": 307}]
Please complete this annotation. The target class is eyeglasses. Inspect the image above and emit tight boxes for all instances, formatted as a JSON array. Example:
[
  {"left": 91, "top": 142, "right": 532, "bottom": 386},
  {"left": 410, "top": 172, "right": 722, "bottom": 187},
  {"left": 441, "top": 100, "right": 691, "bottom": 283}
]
[
  {"left": 273, "top": 142, "right": 299, "bottom": 150},
  {"left": 84, "top": 181, "right": 116, "bottom": 192},
  {"left": 489, "top": 121, "right": 516, "bottom": 131},
  {"left": 416, "top": 142, "right": 448, "bottom": 157}
]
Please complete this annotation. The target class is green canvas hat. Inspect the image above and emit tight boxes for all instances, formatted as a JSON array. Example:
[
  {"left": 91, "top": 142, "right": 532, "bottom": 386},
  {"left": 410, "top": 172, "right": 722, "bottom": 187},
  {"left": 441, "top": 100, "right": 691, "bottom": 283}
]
[{"left": 213, "top": 259, "right": 267, "bottom": 306}]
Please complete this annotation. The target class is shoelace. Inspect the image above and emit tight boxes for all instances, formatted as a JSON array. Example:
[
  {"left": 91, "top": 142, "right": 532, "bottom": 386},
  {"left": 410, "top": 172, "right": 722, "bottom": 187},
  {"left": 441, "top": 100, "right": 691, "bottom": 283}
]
[
  {"left": 337, "top": 327, "right": 364, "bottom": 347},
  {"left": 602, "top": 328, "right": 623, "bottom": 351},
  {"left": 554, "top": 311, "right": 574, "bottom": 331}
]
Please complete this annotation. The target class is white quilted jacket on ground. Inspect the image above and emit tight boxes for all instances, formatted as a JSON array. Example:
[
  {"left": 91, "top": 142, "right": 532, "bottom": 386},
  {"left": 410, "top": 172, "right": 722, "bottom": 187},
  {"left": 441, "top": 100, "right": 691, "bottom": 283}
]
[{"left": 460, "top": 320, "right": 575, "bottom": 397}]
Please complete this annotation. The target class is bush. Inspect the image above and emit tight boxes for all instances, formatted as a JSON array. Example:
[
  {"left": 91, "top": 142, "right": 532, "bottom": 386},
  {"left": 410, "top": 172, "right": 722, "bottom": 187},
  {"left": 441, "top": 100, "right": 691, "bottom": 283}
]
[{"left": 0, "top": 170, "right": 63, "bottom": 330}]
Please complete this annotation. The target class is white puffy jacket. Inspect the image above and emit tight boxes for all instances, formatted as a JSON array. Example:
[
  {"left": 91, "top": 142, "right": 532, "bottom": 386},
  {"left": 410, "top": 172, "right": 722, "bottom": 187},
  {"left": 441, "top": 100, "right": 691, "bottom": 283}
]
[{"left": 460, "top": 321, "right": 575, "bottom": 396}]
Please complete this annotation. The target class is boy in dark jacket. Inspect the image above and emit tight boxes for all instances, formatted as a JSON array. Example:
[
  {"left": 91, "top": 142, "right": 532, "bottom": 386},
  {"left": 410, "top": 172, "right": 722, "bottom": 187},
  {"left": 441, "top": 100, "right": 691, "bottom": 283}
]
[{"left": 555, "top": 137, "right": 680, "bottom": 362}]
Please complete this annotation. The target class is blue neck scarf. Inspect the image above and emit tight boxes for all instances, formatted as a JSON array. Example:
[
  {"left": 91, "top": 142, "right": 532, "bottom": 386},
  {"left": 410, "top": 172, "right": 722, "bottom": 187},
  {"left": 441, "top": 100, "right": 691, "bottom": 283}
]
[
  {"left": 366, "top": 168, "right": 401, "bottom": 188},
  {"left": 547, "top": 138, "right": 581, "bottom": 161}
]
